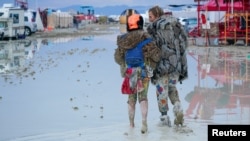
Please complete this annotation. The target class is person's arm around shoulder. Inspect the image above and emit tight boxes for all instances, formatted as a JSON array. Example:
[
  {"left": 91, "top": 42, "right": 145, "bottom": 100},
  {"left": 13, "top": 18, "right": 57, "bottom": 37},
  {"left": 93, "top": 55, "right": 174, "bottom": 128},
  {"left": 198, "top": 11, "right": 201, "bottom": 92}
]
[{"left": 142, "top": 36, "right": 161, "bottom": 69}]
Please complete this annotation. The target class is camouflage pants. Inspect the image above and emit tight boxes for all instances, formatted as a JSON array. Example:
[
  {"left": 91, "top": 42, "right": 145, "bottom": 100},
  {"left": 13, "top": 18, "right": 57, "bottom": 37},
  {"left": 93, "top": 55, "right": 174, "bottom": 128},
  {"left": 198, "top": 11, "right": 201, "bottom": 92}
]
[
  {"left": 128, "top": 78, "right": 149, "bottom": 104},
  {"left": 155, "top": 75, "right": 180, "bottom": 114}
]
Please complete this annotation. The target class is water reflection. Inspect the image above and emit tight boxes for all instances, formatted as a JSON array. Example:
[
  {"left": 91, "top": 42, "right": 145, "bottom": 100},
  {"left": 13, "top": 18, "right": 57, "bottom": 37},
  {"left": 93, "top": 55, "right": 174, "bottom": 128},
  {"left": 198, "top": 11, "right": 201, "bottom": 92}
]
[
  {"left": 1, "top": 35, "right": 250, "bottom": 124},
  {"left": 186, "top": 47, "right": 250, "bottom": 123},
  {"left": 82, "top": 35, "right": 94, "bottom": 40},
  {"left": 0, "top": 35, "right": 96, "bottom": 75},
  {"left": 0, "top": 30, "right": 250, "bottom": 140},
  {"left": 0, "top": 41, "right": 33, "bottom": 74}
]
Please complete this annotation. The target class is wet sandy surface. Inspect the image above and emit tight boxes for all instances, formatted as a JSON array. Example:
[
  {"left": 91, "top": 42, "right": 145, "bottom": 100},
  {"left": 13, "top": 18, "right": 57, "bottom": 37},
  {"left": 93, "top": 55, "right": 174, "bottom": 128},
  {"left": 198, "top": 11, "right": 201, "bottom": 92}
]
[
  {"left": 0, "top": 24, "right": 250, "bottom": 141},
  {"left": 29, "top": 24, "right": 119, "bottom": 38}
]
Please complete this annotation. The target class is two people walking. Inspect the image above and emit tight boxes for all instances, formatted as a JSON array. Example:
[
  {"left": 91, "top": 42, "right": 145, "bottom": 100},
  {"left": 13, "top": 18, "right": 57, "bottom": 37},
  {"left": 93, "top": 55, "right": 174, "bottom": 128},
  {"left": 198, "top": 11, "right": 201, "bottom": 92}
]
[{"left": 114, "top": 5, "right": 188, "bottom": 134}]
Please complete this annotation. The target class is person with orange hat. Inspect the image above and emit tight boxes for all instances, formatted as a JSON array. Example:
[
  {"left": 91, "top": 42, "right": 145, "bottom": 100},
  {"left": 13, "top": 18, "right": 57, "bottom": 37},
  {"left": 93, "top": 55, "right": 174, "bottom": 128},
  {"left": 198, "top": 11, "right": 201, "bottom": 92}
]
[{"left": 114, "top": 13, "right": 161, "bottom": 134}]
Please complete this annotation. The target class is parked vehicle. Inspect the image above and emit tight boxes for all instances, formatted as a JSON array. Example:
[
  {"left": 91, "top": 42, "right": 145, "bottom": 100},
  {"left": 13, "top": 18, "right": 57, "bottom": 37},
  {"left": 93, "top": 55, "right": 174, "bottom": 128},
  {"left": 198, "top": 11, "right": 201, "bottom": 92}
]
[
  {"left": 24, "top": 10, "right": 37, "bottom": 36},
  {"left": 177, "top": 17, "right": 188, "bottom": 26},
  {"left": 185, "top": 17, "right": 198, "bottom": 32},
  {"left": 0, "top": 4, "right": 25, "bottom": 39}
]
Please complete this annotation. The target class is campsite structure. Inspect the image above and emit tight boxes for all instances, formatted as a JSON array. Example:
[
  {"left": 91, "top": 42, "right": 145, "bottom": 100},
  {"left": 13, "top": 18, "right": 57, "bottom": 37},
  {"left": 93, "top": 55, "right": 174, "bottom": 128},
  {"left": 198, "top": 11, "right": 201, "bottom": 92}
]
[
  {"left": 74, "top": 6, "right": 97, "bottom": 26},
  {"left": 191, "top": 0, "right": 250, "bottom": 46},
  {"left": 37, "top": 5, "right": 97, "bottom": 30}
]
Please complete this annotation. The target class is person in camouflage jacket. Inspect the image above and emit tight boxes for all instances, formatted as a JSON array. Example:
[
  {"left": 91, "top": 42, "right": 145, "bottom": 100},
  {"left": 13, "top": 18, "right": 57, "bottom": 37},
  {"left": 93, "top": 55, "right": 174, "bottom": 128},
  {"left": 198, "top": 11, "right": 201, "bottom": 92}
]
[{"left": 147, "top": 5, "right": 188, "bottom": 127}]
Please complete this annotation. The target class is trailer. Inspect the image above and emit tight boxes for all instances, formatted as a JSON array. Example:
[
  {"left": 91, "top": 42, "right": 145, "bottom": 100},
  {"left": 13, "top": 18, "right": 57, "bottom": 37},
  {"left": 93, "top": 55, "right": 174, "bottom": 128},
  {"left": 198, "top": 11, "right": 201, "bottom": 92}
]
[{"left": 0, "top": 4, "right": 25, "bottom": 39}]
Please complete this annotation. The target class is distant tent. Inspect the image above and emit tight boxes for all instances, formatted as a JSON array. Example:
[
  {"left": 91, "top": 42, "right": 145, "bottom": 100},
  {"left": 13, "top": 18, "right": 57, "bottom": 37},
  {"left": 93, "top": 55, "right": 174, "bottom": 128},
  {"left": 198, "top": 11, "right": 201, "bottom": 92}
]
[
  {"left": 36, "top": 10, "right": 44, "bottom": 31},
  {"left": 198, "top": 0, "right": 243, "bottom": 11}
]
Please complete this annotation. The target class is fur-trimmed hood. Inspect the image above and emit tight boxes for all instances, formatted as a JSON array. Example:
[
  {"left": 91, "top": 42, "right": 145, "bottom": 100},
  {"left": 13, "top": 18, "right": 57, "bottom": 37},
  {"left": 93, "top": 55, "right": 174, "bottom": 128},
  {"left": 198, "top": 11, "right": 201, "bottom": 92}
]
[
  {"left": 114, "top": 30, "right": 161, "bottom": 69},
  {"left": 117, "top": 30, "right": 151, "bottom": 49}
]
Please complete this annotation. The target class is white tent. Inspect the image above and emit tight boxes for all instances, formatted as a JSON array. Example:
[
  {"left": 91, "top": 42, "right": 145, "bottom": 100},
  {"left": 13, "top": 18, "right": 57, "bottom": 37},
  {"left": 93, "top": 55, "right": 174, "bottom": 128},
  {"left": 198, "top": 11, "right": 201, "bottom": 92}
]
[{"left": 36, "top": 10, "right": 44, "bottom": 31}]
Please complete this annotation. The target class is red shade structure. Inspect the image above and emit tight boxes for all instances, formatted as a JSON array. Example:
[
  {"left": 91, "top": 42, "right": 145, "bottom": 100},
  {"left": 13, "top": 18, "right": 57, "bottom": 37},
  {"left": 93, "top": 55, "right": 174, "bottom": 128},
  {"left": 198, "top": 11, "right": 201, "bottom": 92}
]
[
  {"left": 198, "top": 0, "right": 244, "bottom": 11},
  {"left": 193, "top": 0, "right": 250, "bottom": 46}
]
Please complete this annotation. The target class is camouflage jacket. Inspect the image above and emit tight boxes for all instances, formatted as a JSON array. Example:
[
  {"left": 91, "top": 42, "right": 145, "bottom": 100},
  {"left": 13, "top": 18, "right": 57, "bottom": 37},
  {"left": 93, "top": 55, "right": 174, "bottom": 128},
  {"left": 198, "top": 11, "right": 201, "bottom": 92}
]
[{"left": 147, "top": 15, "right": 188, "bottom": 84}]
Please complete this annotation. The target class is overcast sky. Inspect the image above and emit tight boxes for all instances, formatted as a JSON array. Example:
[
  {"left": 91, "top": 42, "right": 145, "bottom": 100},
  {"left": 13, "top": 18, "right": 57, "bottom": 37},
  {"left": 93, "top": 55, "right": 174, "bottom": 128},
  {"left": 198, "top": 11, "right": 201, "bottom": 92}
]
[{"left": 1, "top": 0, "right": 196, "bottom": 9}]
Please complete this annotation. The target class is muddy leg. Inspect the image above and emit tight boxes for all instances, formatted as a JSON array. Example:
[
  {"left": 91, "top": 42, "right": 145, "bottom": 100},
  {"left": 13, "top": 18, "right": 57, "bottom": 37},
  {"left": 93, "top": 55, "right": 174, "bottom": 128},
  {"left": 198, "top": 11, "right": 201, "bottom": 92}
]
[
  {"left": 140, "top": 100, "right": 148, "bottom": 133},
  {"left": 128, "top": 101, "right": 136, "bottom": 128}
]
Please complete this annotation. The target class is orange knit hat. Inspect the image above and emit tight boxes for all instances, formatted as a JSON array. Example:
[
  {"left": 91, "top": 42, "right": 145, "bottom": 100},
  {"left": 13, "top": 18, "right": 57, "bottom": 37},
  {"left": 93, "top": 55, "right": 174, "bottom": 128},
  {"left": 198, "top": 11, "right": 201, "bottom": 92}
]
[{"left": 127, "top": 14, "right": 140, "bottom": 30}]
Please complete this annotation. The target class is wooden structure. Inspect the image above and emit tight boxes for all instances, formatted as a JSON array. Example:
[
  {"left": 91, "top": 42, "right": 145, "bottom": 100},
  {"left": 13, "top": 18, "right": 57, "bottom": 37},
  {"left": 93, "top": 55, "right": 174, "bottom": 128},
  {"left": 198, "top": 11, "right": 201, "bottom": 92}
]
[{"left": 47, "top": 12, "right": 73, "bottom": 28}]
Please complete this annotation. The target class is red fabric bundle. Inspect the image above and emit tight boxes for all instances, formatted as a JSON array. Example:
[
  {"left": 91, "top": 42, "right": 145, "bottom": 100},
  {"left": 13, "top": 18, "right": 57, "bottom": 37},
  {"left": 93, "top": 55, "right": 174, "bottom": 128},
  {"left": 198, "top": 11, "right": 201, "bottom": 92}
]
[
  {"left": 121, "top": 68, "right": 134, "bottom": 94},
  {"left": 121, "top": 68, "right": 144, "bottom": 95},
  {"left": 121, "top": 77, "right": 134, "bottom": 94}
]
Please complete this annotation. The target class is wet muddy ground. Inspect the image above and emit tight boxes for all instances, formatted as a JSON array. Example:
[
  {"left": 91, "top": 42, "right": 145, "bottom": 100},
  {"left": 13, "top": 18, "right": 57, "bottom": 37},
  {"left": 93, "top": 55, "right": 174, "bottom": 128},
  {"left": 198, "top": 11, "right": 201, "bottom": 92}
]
[{"left": 0, "top": 24, "right": 250, "bottom": 141}]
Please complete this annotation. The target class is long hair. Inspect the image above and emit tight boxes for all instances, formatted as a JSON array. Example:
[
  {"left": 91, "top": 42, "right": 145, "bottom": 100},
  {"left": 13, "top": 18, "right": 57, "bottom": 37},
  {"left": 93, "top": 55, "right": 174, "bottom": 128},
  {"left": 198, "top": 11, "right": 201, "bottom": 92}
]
[{"left": 148, "top": 5, "right": 164, "bottom": 19}]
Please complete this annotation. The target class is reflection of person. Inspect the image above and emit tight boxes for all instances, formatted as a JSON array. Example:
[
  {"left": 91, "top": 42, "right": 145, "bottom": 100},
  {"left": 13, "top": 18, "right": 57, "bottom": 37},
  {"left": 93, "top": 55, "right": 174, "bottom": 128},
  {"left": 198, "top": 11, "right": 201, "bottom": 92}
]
[
  {"left": 185, "top": 87, "right": 226, "bottom": 120},
  {"left": 73, "top": 16, "right": 79, "bottom": 29},
  {"left": 114, "top": 14, "right": 160, "bottom": 133},
  {"left": 185, "top": 88, "right": 204, "bottom": 119},
  {"left": 147, "top": 5, "right": 188, "bottom": 127}
]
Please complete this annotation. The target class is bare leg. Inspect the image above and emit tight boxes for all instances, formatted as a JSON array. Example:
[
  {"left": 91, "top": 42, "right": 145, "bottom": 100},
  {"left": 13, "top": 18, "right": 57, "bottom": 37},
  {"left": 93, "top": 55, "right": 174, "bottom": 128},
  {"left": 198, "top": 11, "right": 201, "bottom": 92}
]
[
  {"left": 128, "top": 101, "right": 135, "bottom": 128},
  {"left": 140, "top": 100, "right": 148, "bottom": 133}
]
